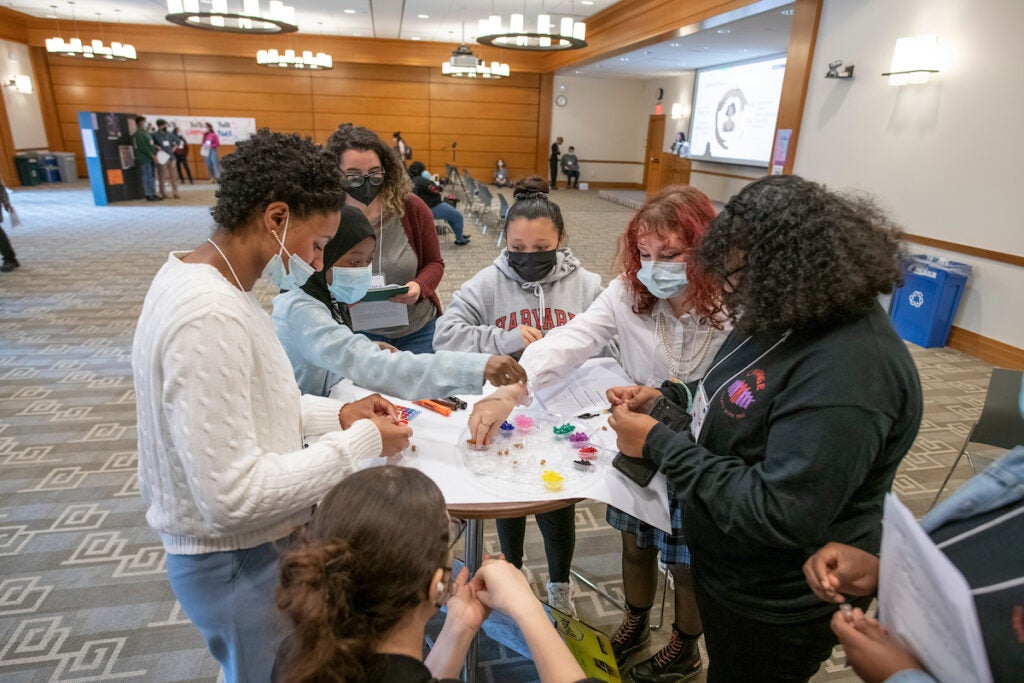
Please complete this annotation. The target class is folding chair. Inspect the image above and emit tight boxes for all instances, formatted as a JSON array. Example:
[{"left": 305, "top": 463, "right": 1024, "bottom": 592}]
[
  {"left": 928, "top": 368, "right": 1024, "bottom": 510},
  {"left": 495, "top": 192, "right": 510, "bottom": 247},
  {"left": 475, "top": 184, "right": 495, "bottom": 234}
]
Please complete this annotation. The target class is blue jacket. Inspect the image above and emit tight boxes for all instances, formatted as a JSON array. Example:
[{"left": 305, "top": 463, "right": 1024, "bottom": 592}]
[
  {"left": 272, "top": 288, "right": 490, "bottom": 399},
  {"left": 885, "top": 445, "right": 1024, "bottom": 683}
]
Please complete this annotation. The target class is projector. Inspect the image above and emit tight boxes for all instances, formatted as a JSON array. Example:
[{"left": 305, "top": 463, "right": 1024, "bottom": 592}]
[{"left": 449, "top": 45, "right": 480, "bottom": 69}]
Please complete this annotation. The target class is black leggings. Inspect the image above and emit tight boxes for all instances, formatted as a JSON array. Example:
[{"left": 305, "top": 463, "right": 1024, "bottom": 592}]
[
  {"left": 0, "top": 225, "right": 15, "bottom": 262},
  {"left": 496, "top": 505, "right": 576, "bottom": 583}
]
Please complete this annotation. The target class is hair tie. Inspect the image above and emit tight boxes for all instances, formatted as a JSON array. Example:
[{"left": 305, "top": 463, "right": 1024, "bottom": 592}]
[{"left": 514, "top": 190, "right": 547, "bottom": 202}]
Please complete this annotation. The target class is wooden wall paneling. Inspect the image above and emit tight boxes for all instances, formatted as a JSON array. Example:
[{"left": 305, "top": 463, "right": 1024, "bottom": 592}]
[
  {"left": 535, "top": 73, "right": 553, "bottom": 177},
  {"left": 320, "top": 63, "right": 431, "bottom": 83},
  {"left": 770, "top": 0, "right": 823, "bottom": 174},
  {"left": 53, "top": 85, "right": 187, "bottom": 110},
  {"left": 188, "top": 90, "right": 313, "bottom": 113},
  {"left": 313, "top": 116, "right": 429, "bottom": 139},
  {"left": 429, "top": 133, "right": 538, "bottom": 152},
  {"left": 29, "top": 47, "right": 65, "bottom": 154},
  {"left": 431, "top": 102, "right": 540, "bottom": 122},
  {"left": 0, "top": 87, "right": 17, "bottom": 185},
  {"left": 315, "top": 79, "right": 432, "bottom": 100},
  {"left": 429, "top": 83, "right": 541, "bottom": 105},
  {"left": 186, "top": 71, "right": 310, "bottom": 95},
  {"left": 311, "top": 96, "right": 424, "bottom": 117},
  {"left": 50, "top": 65, "right": 188, "bottom": 90},
  {"left": 430, "top": 118, "right": 539, "bottom": 138},
  {"left": 0, "top": 7, "right": 29, "bottom": 43}
]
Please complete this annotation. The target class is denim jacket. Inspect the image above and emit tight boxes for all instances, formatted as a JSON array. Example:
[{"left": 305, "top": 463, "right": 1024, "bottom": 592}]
[{"left": 884, "top": 445, "right": 1024, "bottom": 683}]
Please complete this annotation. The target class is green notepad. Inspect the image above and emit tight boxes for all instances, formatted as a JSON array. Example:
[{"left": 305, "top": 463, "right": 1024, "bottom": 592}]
[{"left": 358, "top": 285, "right": 409, "bottom": 303}]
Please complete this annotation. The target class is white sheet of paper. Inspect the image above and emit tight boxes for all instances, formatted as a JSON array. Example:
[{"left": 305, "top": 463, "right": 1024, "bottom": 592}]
[
  {"left": 533, "top": 357, "right": 633, "bottom": 416},
  {"left": 349, "top": 300, "right": 408, "bottom": 331},
  {"left": 878, "top": 494, "right": 992, "bottom": 683},
  {"left": 81, "top": 130, "right": 97, "bottom": 158},
  {"left": 330, "top": 359, "right": 673, "bottom": 532},
  {"left": 156, "top": 150, "right": 171, "bottom": 165}
]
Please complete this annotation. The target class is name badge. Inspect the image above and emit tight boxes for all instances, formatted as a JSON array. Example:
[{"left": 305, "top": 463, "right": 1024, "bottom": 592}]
[
  {"left": 370, "top": 274, "right": 386, "bottom": 288},
  {"left": 691, "top": 384, "right": 710, "bottom": 441}
]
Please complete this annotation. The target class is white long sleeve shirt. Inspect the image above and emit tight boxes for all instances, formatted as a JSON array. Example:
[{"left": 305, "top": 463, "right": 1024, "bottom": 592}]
[
  {"left": 132, "top": 253, "right": 383, "bottom": 555},
  {"left": 519, "top": 276, "right": 730, "bottom": 389}
]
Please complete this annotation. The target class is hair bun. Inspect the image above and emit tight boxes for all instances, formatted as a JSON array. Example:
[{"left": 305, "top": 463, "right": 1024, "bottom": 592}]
[{"left": 512, "top": 175, "right": 550, "bottom": 201}]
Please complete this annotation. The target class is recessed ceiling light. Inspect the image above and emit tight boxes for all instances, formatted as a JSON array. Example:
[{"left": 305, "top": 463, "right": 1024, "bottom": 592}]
[
  {"left": 644, "top": 50, "right": 653, "bottom": 55},
  {"left": 574, "top": 70, "right": 583, "bottom": 74},
  {"left": 417, "top": 14, "right": 429, "bottom": 19},
  {"left": 669, "top": 42, "right": 680, "bottom": 47},
  {"left": 739, "top": 48, "right": 751, "bottom": 53},
  {"left": 410, "top": 36, "right": 421, "bottom": 40},
  {"left": 717, "top": 28, "right": 731, "bottom": 34},
  {"left": 781, "top": 8, "right": 795, "bottom": 15},
  {"left": 344, "top": 9, "right": 356, "bottom": 14},
  {"left": 581, "top": 0, "right": 594, "bottom": 4},
  {"left": 619, "top": 57, "right": 629, "bottom": 61}
]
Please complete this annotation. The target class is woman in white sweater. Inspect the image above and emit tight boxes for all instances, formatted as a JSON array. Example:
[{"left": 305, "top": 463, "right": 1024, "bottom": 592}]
[
  {"left": 132, "top": 130, "right": 411, "bottom": 683},
  {"left": 468, "top": 186, "right": 731, "bottom": 683}
]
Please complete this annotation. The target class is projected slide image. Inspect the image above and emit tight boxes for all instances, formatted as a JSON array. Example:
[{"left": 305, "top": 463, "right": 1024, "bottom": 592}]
[{"left": 690, "top": 56, "right": 787, "bottom": 167}]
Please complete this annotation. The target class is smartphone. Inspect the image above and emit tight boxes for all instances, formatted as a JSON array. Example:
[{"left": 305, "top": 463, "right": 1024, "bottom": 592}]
[{"left": 612, "top": 397, "right": 691, "bottom": 487}]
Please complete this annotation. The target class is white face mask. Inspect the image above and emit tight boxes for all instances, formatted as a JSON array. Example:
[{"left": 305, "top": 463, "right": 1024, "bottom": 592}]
[
  {"left": 637, "top": 260, "right": 689, "bottom": 299},
  {"left": 328, "top": 264, "right": 374, "bottom": 304},
  {"left": 261, "top": 213, "right": 316, "bottom": 291}
]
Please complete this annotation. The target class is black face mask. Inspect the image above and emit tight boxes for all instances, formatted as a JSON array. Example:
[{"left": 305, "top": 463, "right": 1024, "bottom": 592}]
[
  {"left": 507, "top": 249, "right": 558, "bottom": 282},
  {"left": 345, "top": 178, "right": 384, "bottom": 207}
]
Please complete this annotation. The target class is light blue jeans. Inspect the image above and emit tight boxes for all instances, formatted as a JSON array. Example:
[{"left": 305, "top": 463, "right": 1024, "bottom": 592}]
[
  {"left": 431, "top": 201, "right": 465, "bottom": 241},
  {"left": 139, "top": 158, "right": 155, "bottom": 197},
  {"left": 165, "top": 541, "right": 286, "bottom": 682},
  {"left": 204, "top": 148, "right": 221, "bottom": 181}
]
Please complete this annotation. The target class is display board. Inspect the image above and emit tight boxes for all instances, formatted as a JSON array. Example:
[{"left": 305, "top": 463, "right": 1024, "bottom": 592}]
[
  {"left": 141, "top": 115, "right": 256, "bottom": 146},
  {"left": 688, "top": 55, "right": 787, "bottom": 167}
]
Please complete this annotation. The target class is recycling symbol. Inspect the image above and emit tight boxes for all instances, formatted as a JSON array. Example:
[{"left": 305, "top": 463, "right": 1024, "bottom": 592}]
[{"left": 909, "top": 291, "right": 925, "bottom": 308}]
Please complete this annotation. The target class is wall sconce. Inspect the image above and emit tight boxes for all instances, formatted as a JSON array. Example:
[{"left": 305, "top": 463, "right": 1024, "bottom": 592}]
[
  {"left": 883, "top": 34, "right": 939, "bottom": 85},
  {"left": 4, "top": 75, "right": 34, "bottom": 93},
  {"left": 825, "top": 60, "right": 854, "bottom": 79}
]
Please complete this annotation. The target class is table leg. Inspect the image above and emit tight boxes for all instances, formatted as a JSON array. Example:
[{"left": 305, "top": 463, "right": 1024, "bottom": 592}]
[
  {"left": 570, "top": 567, "right": 625, "bottom": 611},
  {"left": 461, "top": 519, "right": 485, "bottom": 683}
]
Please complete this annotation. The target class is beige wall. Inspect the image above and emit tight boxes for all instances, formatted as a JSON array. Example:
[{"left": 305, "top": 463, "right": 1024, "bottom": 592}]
[
  {"left": 550, "top": 75, "right": 650, "bottom": 185},
  {"left": 0, "top": 38, "right": 46, "bottom": 149},
  {"left": 795, "top": 0, "right": 1024, "bottom": 348}
]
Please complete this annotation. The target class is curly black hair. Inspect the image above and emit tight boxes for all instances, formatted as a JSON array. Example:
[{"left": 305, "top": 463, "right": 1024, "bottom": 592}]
[
  {"left": 210, "top": 129, "right": 345, "bottom": 233},
  {"left": 696, "top": 175, "right": 905, "bottom": 333}
]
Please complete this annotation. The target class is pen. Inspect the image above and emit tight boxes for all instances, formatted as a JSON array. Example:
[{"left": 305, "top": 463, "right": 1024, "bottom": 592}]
[
  {"left": 445, "top": 396, "right": 468, "bottom": 410},
  {"left": 432, "top": 397, "right": 460, "bottom": 411},
  {"left": 413, "top": 399, "right": 452, "bottom": 417}
]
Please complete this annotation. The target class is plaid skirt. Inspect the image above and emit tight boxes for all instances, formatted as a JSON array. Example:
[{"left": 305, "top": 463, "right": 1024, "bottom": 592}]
[{"left": 605, "top": 481, "right": 690, "bottom": 565}]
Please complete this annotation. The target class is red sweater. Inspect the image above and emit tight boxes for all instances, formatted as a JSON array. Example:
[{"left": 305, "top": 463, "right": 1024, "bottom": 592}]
[{"left": 399, "top": 193, "right": 445, "bottom": 316}]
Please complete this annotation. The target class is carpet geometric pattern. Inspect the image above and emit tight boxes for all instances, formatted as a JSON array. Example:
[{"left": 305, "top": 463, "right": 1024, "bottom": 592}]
[{"left": 0, "top": 180, "right": 997, "bottom": 682}]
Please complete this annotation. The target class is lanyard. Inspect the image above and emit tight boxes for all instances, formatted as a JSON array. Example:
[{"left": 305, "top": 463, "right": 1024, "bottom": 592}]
[{"left": 698, "top": 330, "right": 791, "bottom": 406}]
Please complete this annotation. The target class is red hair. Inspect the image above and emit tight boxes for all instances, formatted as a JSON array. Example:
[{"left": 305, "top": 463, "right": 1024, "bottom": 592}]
[{"left": 615, "top": 185, "right": 723, "bottom": 324}]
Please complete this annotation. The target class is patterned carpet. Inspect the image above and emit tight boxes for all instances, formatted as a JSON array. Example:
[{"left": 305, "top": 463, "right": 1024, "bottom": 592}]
[{"left": 0, "top": 180, "right": 997, "bottom": 682}]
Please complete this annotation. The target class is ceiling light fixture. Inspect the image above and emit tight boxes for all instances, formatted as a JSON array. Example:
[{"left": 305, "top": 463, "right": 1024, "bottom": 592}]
[
  {"left": 477, "top": 1, "right": 587, "bottom": 51},
  {"left": 45, "top": 3, "right": 138, "bottom": 61},
  {"left": 417, "top": 14, "right": 429, "bottom": 19},
  {"left": 256, "top": 20, "right": 331, "bottom": 69},
  {"left": 166, "top": 0, "right": 298, "bottom": 34}
]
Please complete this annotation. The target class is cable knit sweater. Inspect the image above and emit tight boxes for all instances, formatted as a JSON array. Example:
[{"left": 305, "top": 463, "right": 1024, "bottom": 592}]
[{"left": 132, "top": 252, "right": 383, "bottom": 555}]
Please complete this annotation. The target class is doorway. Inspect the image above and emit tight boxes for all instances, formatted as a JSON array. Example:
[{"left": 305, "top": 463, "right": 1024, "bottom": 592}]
[{"left": 643, "top": 114, "right": 665, "bottom": 189}]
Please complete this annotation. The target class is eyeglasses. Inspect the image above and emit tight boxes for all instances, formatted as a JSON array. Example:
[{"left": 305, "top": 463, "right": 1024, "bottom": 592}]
[
  {"left": 722, "top": 263, "right": 748, "bottom": 282},
  {"left": 448, "top": 518, "right": 467, "bottom": 551},
  {"left": 344, "top": 172, "right": 385, "bottom": 188}
]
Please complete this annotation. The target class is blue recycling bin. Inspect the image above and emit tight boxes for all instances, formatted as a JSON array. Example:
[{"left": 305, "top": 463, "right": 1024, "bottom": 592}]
[{"left": 890, "top": 254, "right": 972, "bottom": 348}]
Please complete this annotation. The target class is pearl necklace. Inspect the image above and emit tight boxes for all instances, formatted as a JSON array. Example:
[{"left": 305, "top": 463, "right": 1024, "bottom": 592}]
[{"left": 655, "top": 312, "right": 715, "bottom": 380}]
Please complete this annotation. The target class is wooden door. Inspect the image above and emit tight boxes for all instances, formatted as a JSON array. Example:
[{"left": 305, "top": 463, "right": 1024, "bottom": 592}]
[{"left": 643, "top": 114, "right": 666, "bottom": 190}]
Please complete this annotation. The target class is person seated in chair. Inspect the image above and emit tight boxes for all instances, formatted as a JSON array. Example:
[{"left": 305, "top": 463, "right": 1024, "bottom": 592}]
[
  {"left": 493, "top": 159, "right": 512, "bottom": 188},
  {"left": 560, "top": 147, "right": 580, "bottom": 189},
  {"left": 408, "top": 161, "right": 469, "bottom": 246}
]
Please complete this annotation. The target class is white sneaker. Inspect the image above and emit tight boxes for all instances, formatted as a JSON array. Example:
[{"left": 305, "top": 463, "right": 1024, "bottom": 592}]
[
  {"left": 546, "top": 579, "right": 578, "bottom": 619},
  {"left": 519, "top": 564, "right": 538, "bottom": 595}
]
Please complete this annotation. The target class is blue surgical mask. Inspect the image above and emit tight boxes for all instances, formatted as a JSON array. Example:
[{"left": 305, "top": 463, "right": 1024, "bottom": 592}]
[
  {"left": 637, "top": 260, "right": 688, "bottom": 299},
  {"left": 421, "top": 170, "right": 432, "bottom": 180},
  {"left": 261, "top": 214, "right": 316, "bottom": 290},
  {"left": 328, "top": 264, "right": 374, "bottom": 304}
]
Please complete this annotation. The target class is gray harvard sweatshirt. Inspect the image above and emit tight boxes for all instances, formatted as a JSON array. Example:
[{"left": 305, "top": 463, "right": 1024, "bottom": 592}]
[{"left": 433, "top": 247, "right": 603, "bottom": 358}]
